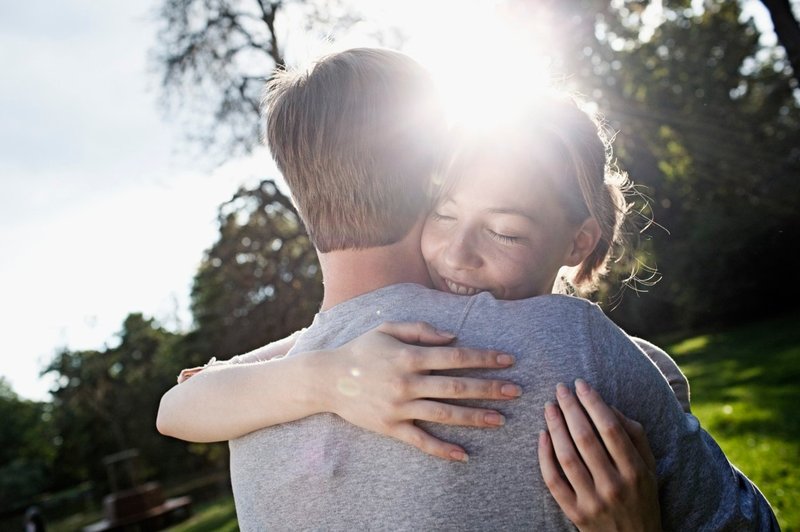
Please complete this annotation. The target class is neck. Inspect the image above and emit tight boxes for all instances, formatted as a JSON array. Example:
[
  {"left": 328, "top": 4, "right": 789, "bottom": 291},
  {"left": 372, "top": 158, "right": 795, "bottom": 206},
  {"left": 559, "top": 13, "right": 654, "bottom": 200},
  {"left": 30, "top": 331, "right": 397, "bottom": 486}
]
[{"left": 317, "top": 222, "right": 432, "bottom": 311}]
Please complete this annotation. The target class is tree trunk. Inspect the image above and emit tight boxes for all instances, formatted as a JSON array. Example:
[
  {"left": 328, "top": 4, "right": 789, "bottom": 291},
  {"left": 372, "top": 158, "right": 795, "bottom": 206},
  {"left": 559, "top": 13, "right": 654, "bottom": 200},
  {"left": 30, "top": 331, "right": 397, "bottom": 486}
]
[{"left": 760, "top": 0, "right": 800, "bottom": 86}]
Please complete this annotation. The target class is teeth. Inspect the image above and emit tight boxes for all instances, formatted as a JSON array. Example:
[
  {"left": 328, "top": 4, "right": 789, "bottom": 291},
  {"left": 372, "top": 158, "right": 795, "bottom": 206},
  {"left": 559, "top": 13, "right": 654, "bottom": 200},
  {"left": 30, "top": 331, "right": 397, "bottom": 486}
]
[{"left": 445, "top": 279, "right": 483, "bottom": 296}]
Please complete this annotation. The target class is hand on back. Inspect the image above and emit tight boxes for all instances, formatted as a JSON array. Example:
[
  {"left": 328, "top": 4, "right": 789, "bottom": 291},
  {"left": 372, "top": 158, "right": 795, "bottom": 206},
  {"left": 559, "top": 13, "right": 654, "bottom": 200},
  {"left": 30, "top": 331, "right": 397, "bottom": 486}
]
[
  {"left": 539, "top": 379, "right": 662, "bottom": 532},
  {"left": 321, "top": 321, "right": 522, "bottom": 462}
]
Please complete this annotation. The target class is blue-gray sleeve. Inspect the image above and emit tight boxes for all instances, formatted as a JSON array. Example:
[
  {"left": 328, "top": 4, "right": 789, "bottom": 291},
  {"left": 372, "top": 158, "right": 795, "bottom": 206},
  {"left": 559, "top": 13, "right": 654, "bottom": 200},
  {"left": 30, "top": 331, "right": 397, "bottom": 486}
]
[
  {"left": 586, "top": 307, "right": 779, "bottom": 531},
  {"left": 631, "top": 336, "right": 691, "bottom": 413}
]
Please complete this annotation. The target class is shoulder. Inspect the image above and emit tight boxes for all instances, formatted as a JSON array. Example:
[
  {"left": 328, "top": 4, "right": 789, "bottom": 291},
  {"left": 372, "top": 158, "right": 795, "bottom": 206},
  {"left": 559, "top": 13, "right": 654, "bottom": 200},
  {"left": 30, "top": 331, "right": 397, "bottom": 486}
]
[
  {"left": 469, "top": 292, "right": 596, "bottom": 315},
  {"left": 464, "top": 292, "right": 601, "bottom": 331},
  {"left": 631, "top": 336, "right": 692, "bottom": 413},
  {"left": 344, "top": 283, "right": 466, "bottom": 309}
]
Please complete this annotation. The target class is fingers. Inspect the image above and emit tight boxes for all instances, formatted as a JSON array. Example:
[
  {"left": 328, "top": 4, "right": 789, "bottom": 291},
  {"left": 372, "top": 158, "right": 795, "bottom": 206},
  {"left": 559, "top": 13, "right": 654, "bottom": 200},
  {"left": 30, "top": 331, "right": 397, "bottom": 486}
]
[
  {"left": 538, "top": 430, "right": 578, "bottom": 512},
  {"left": 542, "top": 385, "right": 663, "bottom": 532},
  {"left": 411, "top": 375, "right": 521, "bottom": 401},
  {"left": 408, "top": 345, "right": 515, "bottom": 371},
  {"left": 612, "top": 406, "right": 656, "bottom": 473},
  {"left": 392, "top": 422, "right": 470, "bottom": 462},
  {"left": 543, "top": 400, "right": 595, "bottom": 497},
  {"left": 406, "top": 399, "right": 507, "bottom": 428},
  {"left": 376, "top": 321, "right": 457, "bottom": 346},
  {"left": 555, "top": 383, "right": 618, "bottom": 483},
  {"left": 375, "top": 322, "right": 515, "bottom": 371},
  {"left": 572, "top": 380, "right": 645, "bottom": 478}
]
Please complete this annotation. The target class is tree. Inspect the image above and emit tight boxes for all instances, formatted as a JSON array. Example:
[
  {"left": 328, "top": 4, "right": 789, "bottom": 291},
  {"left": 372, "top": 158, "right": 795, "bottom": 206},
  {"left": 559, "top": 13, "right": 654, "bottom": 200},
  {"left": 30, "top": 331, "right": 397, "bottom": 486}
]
[
  {"left": 0, "top": 379, "right": 55, "bottom": 511},
  {"left": 189, "top": 179, "right": 322, "bottom": 362},
  {"left": 509, "top": 0, "right": 800, "bottom": 332},
  {"left": 43, "top": 315, "right": 190, "bottom": 490},
  {"left": 760, "top": 0, "right": 800, "bottom": 87},
  {"left": 153, "top": 0, "right": 364, "bottom": 158},
  {"left": 598, "top": 1, "right": 800, "bottom": 331}
]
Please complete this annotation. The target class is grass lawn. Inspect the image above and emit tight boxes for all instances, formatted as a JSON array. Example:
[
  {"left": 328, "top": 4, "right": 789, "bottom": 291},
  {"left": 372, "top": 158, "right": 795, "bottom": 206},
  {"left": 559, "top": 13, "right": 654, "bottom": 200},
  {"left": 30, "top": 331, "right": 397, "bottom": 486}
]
[
  {"left": 166, "top": 497, "right": 239, "bottom": 532},
  {"left": 165, "top": 312, "right": 800, "bottom": 531},
  {"left": 665, "top": 311, "right": 799, "bottom": 531}
]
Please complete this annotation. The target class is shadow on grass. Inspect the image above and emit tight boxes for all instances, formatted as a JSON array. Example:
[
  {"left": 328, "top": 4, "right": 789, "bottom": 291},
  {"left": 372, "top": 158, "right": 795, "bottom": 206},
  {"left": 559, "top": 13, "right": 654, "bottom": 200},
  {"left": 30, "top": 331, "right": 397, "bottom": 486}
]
[
  {"left": 663, "top": 311, "right": 800, "bottom": 530},
  {"left": 667, "top": 312, "right": 800, "bottom": 441}
]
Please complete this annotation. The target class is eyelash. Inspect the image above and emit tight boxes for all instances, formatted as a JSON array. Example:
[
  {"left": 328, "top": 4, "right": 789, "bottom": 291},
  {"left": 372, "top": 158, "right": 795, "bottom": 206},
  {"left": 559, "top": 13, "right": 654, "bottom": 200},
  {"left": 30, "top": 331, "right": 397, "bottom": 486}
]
[
  {"left": 432, "top": 212, "right": 521, "bottom": 244},
  {"left": 488, "top": 230, "right": 521, "bottom": 244},
  {"left": 430, "top": 212, "right": 453, "bottom": 221}
]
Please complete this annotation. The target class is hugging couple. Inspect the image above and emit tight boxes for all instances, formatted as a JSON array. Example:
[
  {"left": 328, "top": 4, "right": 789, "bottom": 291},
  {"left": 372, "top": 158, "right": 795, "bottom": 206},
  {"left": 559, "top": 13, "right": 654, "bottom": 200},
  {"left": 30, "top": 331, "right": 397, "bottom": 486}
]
[{"left": 158, "top": 47, "right": 777, "bottom": 530}]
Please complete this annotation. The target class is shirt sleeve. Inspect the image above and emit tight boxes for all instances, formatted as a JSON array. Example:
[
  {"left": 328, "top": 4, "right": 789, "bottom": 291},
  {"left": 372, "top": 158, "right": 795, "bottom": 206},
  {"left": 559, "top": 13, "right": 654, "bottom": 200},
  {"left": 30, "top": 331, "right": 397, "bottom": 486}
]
[
  {"left": 631, "top": 336, "right": 691, "bottom": 413},
  {"left": 586, "top": 306, "right": 779, "bottom": 531}
]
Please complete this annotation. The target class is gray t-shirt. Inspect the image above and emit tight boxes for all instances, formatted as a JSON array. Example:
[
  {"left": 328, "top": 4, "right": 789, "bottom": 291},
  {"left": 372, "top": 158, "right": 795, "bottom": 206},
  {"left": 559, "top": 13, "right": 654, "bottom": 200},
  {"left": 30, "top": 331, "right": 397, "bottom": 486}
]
[{"left": 229, "top": 284, "right": 776, "bottom": 531}]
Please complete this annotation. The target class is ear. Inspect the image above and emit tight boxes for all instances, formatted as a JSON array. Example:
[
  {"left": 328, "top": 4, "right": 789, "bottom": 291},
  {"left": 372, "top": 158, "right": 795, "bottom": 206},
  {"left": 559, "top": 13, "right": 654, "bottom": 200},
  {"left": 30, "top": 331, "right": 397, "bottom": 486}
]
[{"left": 564, "top": 217, "right": 602, "bottom": 267}]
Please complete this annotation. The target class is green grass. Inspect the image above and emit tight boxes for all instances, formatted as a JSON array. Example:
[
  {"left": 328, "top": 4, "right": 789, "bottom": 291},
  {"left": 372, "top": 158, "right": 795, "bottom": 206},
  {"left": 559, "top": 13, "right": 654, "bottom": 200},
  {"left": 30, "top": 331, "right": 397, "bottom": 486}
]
[
  {"left": 165, "top": 497, "right": 238, "bottom": 532},
  {"left": 664, "top": 312, "right": 800, "bottom": 531}
]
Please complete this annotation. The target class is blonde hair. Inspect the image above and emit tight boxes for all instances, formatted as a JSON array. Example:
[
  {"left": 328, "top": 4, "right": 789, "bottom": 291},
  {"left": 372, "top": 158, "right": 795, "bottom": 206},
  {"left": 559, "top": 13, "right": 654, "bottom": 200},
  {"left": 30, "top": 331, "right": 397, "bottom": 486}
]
[
  {"left": 263, "top": 48, "right": 446, "bottom": 252},
  {"left": 438, "top": 93, "right": 635, "bottom": 296}
]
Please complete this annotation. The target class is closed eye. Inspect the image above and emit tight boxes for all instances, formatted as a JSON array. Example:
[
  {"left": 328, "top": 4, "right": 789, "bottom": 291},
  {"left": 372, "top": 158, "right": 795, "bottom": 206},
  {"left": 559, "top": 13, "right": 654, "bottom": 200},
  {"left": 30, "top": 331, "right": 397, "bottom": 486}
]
[
  {"left": 487, "top": 229, "right": 522, "bottom": 244},
  {"left": 431, "top": 211, "right": 455, "bottom": 222}
]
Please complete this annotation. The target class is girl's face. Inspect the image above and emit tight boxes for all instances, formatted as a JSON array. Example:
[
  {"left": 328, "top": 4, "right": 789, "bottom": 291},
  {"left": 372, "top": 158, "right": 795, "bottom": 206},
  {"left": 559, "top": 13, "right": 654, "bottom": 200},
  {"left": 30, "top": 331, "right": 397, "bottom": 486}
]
[{"left": 421, "top": 158, "right": 585, "bottom": 300}]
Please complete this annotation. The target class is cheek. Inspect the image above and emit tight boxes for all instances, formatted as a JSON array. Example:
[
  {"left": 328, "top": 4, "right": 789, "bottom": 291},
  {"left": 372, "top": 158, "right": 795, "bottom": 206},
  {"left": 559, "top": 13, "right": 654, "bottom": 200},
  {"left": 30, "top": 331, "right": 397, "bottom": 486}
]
[
  {"left": 420, "top": 221, "right": 441, "bottom": 263},
  {"left": 492, "top": 249, "right": 540, "bottom": 289}
]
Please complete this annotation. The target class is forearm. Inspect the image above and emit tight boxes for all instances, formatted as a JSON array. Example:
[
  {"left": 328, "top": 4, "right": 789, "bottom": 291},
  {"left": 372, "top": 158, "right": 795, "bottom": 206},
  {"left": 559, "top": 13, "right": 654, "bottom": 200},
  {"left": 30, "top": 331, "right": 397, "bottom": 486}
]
[
  {"left": 229, "top": 330, "right": 302, "bottom": 364},
  {"left": 157, "top": 350, "right": 329, "bottom": 442}
]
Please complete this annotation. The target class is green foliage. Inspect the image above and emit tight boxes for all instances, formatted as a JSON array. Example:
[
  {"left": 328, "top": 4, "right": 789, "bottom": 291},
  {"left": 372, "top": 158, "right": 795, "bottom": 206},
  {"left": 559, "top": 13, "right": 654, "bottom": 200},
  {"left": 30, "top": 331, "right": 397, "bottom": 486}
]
[
  {"left": 567, "top": 0, "right": 800, "bottom": 333},
  {"left": 665, "top": 311, "right": 800, "bottom": 530},
  {"left": 190, "top": 179, "right": 322, "bottom": 362},
  {"left": 0, "top": 379, "right": 55, "bottom": 510},
  {"left": 41, "top": 315, "right": 190, "bottom": 491}
]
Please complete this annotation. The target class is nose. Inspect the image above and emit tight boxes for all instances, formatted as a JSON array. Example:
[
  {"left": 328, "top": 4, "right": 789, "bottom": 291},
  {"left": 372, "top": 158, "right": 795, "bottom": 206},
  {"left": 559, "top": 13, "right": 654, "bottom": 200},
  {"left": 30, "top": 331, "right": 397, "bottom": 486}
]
[{"left": 443, "top": 230, "right": 483, "bottom": 271}]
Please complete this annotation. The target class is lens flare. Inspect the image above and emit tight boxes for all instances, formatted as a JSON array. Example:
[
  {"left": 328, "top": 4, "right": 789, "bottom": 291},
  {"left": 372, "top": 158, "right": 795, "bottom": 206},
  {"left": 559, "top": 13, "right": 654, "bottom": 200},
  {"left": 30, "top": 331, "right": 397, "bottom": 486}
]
[{"left": 402, "top": 2, "right": 560, "bottom": 130}]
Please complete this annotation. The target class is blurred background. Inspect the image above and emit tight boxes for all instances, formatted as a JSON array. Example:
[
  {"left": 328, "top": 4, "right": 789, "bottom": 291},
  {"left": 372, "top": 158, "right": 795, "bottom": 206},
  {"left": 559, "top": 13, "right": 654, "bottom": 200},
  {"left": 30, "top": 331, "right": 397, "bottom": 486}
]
[{"left": 1, "top": 0, "right": 798, "bottom": 529}]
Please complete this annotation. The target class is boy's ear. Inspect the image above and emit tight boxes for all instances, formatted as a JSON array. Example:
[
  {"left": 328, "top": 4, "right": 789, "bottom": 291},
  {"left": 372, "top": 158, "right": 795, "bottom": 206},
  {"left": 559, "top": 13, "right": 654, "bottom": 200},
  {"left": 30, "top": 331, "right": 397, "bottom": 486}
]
[{"left": 564, "top": 217, "right": 602, "bottom": 267}]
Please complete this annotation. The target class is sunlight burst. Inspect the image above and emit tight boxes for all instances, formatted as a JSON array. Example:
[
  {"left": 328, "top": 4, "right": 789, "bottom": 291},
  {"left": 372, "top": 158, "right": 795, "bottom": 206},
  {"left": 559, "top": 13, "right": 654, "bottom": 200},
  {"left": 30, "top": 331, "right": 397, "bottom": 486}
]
[{"left": 402, "top": 2, "right": 560, "bottom": 129}]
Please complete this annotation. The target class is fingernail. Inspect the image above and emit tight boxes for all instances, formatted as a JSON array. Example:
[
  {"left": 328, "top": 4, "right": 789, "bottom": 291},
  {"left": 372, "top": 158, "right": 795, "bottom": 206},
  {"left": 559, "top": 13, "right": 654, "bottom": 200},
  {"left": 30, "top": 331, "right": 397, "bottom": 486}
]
[
  {"left": 501, "top": 384, "right": 522, "bottom": 397},
  {"left": 436, "top": 329, "right": 456, "bottom": 338},
  {"left": 496, "top": 353, "right": 514, "bottom": 365},
  {"left": 575, "top": 378, "right": 590, "bottom": 396},
  {"left": 450, "top": 450, "right": 469, "bottom": 462},
  {"left": 485, "top": 412, "right": 506, "bottom": 426},
  {"left": 556, "top": 382, "right": 570, "bottom": 398},
  {"left": 544, "top": 401, "right": 558, "bottom": 420}
]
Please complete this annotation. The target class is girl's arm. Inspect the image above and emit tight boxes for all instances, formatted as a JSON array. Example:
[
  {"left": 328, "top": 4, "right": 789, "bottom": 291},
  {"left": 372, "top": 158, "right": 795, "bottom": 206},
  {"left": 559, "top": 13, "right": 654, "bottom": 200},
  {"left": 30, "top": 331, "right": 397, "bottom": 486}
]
[
  {"left": 157, "top": 322, "right": 521, "bottom": 461},
  {"left": 176, "top": 330, "right": 303, "bottom": 383}
]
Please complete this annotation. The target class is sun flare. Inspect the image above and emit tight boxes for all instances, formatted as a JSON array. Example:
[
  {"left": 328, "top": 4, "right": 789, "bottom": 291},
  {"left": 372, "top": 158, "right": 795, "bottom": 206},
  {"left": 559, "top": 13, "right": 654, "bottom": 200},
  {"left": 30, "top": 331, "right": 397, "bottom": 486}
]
[{"left": 401, "top": 2, "right": 560, "bottom": 129}]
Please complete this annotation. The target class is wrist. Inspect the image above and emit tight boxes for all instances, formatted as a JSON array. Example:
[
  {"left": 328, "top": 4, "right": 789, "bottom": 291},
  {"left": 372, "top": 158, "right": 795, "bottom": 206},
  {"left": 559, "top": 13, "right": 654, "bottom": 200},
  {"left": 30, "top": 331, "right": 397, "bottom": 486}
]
[{"left": 294, "top": 349, "right": 336, "bottom": 416}]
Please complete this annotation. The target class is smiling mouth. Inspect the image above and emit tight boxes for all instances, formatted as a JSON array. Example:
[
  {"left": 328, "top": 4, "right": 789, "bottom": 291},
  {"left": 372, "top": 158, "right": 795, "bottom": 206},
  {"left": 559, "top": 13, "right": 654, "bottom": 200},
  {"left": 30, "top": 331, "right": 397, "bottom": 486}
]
[{"left": 444, "top": 278, "right": 485, "bottom": 296}]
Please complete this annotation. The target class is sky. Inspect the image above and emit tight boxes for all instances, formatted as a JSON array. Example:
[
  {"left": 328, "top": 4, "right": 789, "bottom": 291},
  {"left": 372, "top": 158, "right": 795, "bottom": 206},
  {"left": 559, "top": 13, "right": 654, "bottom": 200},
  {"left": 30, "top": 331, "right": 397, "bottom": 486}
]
[
  {"left": 0, "top": 0, "right": 778, "bottom": 402},
  {"left": 0, "top": 1, "right": 275, "bottom": 400}
]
